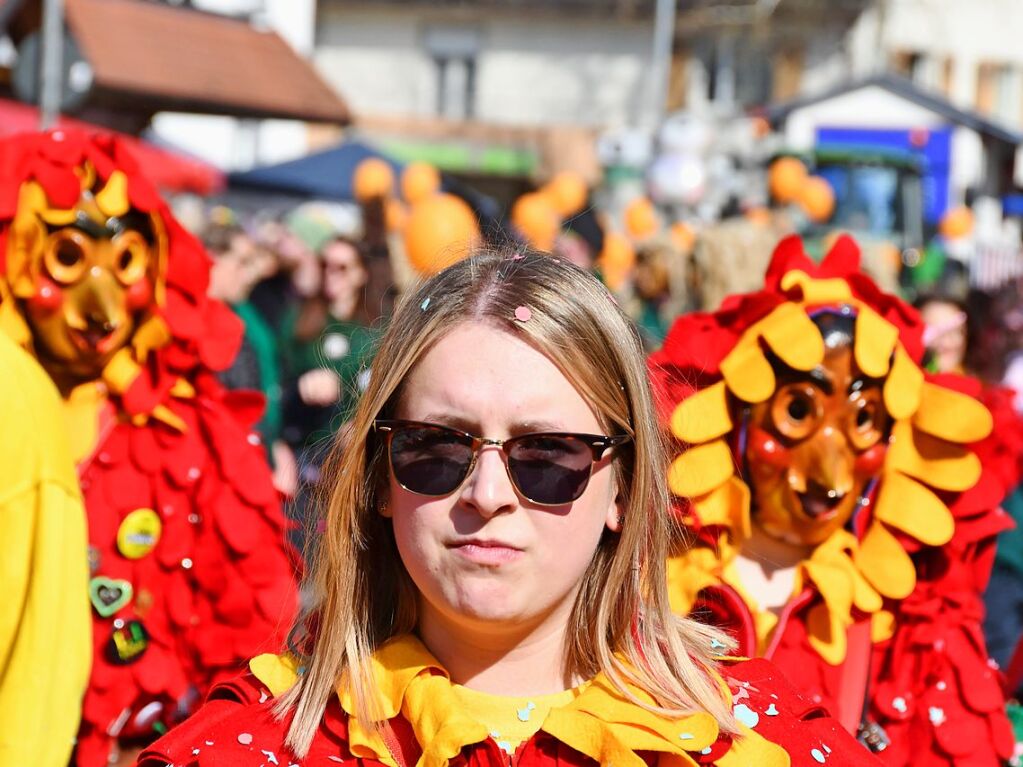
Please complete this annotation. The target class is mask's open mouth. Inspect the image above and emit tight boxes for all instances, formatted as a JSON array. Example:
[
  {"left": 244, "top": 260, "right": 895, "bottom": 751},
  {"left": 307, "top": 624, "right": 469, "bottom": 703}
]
[
  {"left": 797, "top": 480, "right": 846, "bottom": 521},
  {"left": 69, "top": 323, "right": 119, "bottom": 355}
]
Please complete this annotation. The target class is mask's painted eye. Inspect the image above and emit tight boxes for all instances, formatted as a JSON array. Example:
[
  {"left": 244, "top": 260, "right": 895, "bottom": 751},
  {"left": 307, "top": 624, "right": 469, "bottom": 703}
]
[
  {"left": 43, "top": 230, "right": 89, "bottom": 285},
  {"left": 113, "top": 231, "right": 149, "bottom": 286},
  {"left": 848, "top": 391, "right": 889, "bottom": 450},
  {"left": 769, "top": 383, "right": 822, "bottom": 441}
]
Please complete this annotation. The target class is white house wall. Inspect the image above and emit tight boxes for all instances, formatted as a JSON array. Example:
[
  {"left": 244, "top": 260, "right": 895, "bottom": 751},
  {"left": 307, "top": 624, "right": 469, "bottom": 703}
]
[
  {"left": 784, "top": 86, "right": 946, "bottom": 151},
  {"left": 313, "top": 3, "right": 656, "bottom": 129}
]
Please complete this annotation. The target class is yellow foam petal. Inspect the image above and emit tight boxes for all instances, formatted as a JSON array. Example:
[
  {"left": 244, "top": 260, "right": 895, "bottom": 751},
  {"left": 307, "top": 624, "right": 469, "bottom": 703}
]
[
  {"left": 692, "top": 476, "right": 751, "bottom": 537},
  {"left": 131, "top": 315, "right": 172, "bottom": 362},
  {"left": 913, "top": 381, "right": 993, "bottom": 444},
  {"left": 886, "top": 419, "right": 981, "bottom": 491},
  {"left": 854, "top": 522, "right": 916, "bottom": 599},
  {"left": 875, "top": 471, "right": 954, "bottom": 546},
  {"left": 806, "top": 602, "right": 846, "bottom": 666},
  {"left": 667, "top": 440, "right": 735, "bottom": 498},
  {"left": 95, "top": 170, "right": 131, "bottom": 218},
  {"left": 151, "top": 404, "right": 187, "bottom": 433},
  {"left": 670, "top": 381, "right": 732, "bottom": 444},
  {"left": 715, "top": 726, "right": 788, "bottom": 767},
  {"left": 854, "top": 305, "right": 899, "bottom": 378},
  {"left": 101, "top": 348, "right": 142, "bottom": 395},
  {"left": 249, "top": 653, "right": 300, "bottom": 696},
  {"left": 170, "top": 378, "right": 196, "bottom": 399},
  {"left": 871, "top": 609, "right": 896, "bottom": 643},
  {"left": 804, "top": 560, "right": 853, "bottom": 615},
  {"left": 850, "top": 566, "right": 883, "bottom": 614},
  {"left": 759, "top": 302, "right": 825, "bottom": 371},
  {"left": 0, "top": 296, "right": 31, "bottom": 346},
  {"left": 780, "top": 270, "right": 854, "bottom": 304},
  {"left": 883, "top": 346, "right": 924, "bottom": 419},
  {"left": 666, "top": 554, "right": 719, "bottom": 614},
  {"left": 720, "top": 338, "right": 775, "bottom": 404}
]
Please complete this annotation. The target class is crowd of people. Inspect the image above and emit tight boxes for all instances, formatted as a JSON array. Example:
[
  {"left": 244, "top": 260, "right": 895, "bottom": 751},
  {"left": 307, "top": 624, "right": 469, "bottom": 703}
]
[{"left": 3, "top": 127, "right": 1023, "bottom": 767}]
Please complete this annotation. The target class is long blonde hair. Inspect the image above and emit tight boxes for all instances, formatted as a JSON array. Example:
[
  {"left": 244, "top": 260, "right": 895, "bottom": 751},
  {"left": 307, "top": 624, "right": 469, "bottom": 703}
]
[{"left": 279, "top": 249, "right": 735, "bottom": 756}]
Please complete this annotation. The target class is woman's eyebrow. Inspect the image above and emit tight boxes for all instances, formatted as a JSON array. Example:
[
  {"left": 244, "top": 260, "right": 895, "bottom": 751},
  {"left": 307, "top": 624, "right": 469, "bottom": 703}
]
[{"left": 509, "top": 419, "right": 569, "bottom": 435}]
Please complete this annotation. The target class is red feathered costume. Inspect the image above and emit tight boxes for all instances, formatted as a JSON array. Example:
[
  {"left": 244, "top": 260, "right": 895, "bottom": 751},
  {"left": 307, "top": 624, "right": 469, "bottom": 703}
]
[
  {"left": 649, "top": 235, "right": 1017, "bottom": 766},
  {"left": 0, "top": 130, "right": 299, "bottom": 766}
]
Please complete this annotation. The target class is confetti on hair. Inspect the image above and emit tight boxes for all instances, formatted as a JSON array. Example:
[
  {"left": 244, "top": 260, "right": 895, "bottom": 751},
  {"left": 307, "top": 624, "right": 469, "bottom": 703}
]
[
  {"left": 511, "top": 252, "right": 525, "bottom": 261},
  {"left": 420, "top": 297, "right": 431, "bottom": 311},
  {"left": 514, "top": 306, "right": 532, "bottom": 322}
]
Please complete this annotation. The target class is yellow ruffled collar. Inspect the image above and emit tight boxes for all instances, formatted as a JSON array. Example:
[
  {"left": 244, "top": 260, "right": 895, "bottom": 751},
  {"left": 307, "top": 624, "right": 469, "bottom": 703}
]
[
  {"left": 665, "top": 269, "right": 991, "bottom": 664},
  {"left": 250, "top": 635, "right": 787, "bottom": 767},
  {"left": 669, "top": 528, "right": 883, "bottom": 664}
]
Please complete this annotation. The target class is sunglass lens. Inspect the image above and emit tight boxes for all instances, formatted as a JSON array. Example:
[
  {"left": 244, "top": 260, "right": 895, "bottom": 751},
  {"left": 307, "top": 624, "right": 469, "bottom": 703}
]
[
  {"left": 390, "top": 425, "right": 474, "bottom": 495},
  {"left": 507, "top": 435, "right": 593, "bottom": 505}
]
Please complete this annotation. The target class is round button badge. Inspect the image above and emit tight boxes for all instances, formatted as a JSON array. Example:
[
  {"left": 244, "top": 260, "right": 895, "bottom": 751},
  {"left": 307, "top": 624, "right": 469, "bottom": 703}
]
[{"left": 116, "top": 508, "right": 162, "bottom": 560}]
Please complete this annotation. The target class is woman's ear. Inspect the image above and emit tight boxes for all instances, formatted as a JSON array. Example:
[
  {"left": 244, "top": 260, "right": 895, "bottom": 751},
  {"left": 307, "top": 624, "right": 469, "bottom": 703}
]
[
  {"left": 605, "top": 486, "right": 625, "bottom": 533},
  {"left": 378, "top": 488, "right": 393, "bottom": 518}
]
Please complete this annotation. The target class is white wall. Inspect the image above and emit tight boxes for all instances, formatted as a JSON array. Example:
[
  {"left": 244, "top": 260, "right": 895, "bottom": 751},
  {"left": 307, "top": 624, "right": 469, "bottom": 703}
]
[
  {"left": 313, "top": 3, "right": 657, "bottom": 129},
  {"left": 848, "top": 0, "right": 1023, "bottom": 129}
]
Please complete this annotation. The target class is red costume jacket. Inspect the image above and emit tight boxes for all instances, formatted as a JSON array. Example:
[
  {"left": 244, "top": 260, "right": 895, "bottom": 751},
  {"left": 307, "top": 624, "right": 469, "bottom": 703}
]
[
  {"left": 138, "top": 657, "right": 880, "bottom": 767},
  {"left": 649, "top": 235, "right": 1018, "bottom": 767},
  {"left": 0, "top": 131, "right": 300, "bottom": 766}
]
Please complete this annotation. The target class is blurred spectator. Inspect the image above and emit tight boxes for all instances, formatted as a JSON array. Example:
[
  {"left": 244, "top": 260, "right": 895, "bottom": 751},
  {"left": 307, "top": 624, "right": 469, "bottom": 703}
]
[
  {"left": 918, "top": 296, "right": 969, "bottom": 374},
  {"left": 277, "top": 204, "right": 382, "bottom": 491},
  {"left": 203, "top": 209, "right": 297, "bottom": 497}
]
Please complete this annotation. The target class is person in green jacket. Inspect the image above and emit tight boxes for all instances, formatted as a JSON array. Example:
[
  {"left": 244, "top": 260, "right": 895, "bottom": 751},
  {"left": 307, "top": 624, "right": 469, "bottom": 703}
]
[{"left": 278, "top": 205, "right": 383, "bottom": 487}]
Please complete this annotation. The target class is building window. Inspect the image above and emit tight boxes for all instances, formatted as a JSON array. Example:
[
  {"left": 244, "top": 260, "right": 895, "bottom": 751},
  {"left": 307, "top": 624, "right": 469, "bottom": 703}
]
[
  {"left": 891, "top": 50, "right": 922, "bottom": 80},
  {"left": 424, "top": 26, "right": 480, "bottom": 121},
  {"left": 976, "top": 62, "right": 1022, "bottom": 125},
  {"left": 434, "top": 56, "right": 477, "bottom": 120}
]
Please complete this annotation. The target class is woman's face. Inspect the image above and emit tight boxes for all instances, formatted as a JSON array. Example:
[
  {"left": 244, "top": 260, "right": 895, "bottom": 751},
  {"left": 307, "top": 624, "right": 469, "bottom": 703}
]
[
  {"left": 322, "top": 240, "right": 367, "bottom": 319},
  {"left": 383, "top": 322, "right": 621, "bottom": 640}
]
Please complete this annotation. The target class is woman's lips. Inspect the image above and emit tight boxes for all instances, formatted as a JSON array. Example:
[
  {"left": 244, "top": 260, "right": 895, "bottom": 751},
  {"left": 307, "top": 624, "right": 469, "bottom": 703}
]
[{"left": 448, "top": 539, "right": 525, "bottom": 566}]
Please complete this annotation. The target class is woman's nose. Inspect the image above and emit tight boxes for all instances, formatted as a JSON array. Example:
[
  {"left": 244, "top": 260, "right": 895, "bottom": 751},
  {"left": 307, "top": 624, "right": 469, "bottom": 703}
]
[{"left": 459, "top": 446, "right": 518, "bottom": 517}]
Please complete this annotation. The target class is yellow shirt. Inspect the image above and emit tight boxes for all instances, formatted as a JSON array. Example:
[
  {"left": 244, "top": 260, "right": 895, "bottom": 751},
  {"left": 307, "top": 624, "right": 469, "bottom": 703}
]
[
  {"left": 450, "top": 683, "right": 582, "bottom": 755},
  {"left": 0, "top": 333, "right": 91, "bottom": 767}
]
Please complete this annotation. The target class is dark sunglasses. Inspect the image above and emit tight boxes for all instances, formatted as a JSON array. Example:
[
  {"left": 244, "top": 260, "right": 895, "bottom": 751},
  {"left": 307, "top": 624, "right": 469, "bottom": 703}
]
[{"left": 373, "top": 420, "right": 631, "bottom": 506}]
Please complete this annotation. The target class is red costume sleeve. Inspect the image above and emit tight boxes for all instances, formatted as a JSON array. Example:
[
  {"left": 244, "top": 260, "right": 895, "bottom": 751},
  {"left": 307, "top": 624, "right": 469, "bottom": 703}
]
[{"left": 722, "top": 658, "right": 881, "bottom": 767}]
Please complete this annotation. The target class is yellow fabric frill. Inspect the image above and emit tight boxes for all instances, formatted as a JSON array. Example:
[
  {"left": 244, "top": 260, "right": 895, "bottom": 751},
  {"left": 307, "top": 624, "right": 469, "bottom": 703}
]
[
  {"left": 666, "top": 268, "right": 990, "bottom": 664},
  {"left": 250, "top": 635, "right": 788, "bottom": 767}
]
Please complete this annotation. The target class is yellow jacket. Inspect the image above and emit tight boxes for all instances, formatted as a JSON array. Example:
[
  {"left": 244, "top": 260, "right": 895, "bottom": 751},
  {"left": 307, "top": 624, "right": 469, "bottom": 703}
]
[{"left": 0, "top": 332, "right": 91, "bottom": 766}]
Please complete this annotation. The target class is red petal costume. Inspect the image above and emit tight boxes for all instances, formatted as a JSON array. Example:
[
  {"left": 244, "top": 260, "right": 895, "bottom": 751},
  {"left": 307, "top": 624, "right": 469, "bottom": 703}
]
[
  {"left": 136, "top": 635, "right": 880, "bottom": 767},
  {"left": 649, "top": 235, "right": 1017, "bottom": 766},
  {"left": 0, "top": 130, "right": 299, "bottom": 766}
]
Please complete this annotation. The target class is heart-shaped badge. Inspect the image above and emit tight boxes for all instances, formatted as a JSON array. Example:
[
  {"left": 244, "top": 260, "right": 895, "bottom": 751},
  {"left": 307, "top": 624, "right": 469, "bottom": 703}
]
[{"left": 89, "top": 576, "right": 133, "bottom": 618}]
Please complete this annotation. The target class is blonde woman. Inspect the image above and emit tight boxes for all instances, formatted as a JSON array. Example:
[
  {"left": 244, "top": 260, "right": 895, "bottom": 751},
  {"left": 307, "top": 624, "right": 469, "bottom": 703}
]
[{"left": 139, "top": 251, "right": 875, "bottom": 766}]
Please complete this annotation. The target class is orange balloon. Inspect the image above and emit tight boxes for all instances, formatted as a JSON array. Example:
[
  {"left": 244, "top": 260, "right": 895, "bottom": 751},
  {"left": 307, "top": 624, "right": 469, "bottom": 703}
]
[
  {"left": 511, "top": 192, "right": 560, "bottom": 252},
  {"left": 403, "top": 194, "right": 481, "bottom": 275},
  {"left": 542, "top": 171, "right": 588, "bottom": 217},
  {"left": 353, "top": 157, "right": 395, "bottom": 202},
  {"left": 385, "top": 198, "right": 407, "bottom": 232},
  {"left": 940, "top": 206, "right": 974, "bottom": 239},
  {"left": 798, "top": 176, "right": 835, "bottom": 223},
  {"left": 670, "top": 221, "right": 696, "bottom": 252},
  {"left": 598, "top": 232, "right": 636, "bottom": 290},
  {"left": 401, "top": 162, "right": 441, "bottom": 205},
  {"left": 768, "top": 157, "right": 807, "bottom": 204},
  {"left": 624, "top": 197, "right": 659, "bottom": 240}
]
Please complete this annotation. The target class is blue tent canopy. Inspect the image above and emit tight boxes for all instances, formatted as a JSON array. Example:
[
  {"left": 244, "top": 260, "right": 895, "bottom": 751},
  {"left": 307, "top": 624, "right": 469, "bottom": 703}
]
[{"left": 228, "top": 140, "right": 402, "bottom": 201}]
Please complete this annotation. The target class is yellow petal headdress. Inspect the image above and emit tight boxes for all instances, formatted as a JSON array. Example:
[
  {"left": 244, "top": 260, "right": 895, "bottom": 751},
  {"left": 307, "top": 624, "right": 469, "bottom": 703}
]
[{"left": 651, "top": 235, "right": 991, "bottom": 663}]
